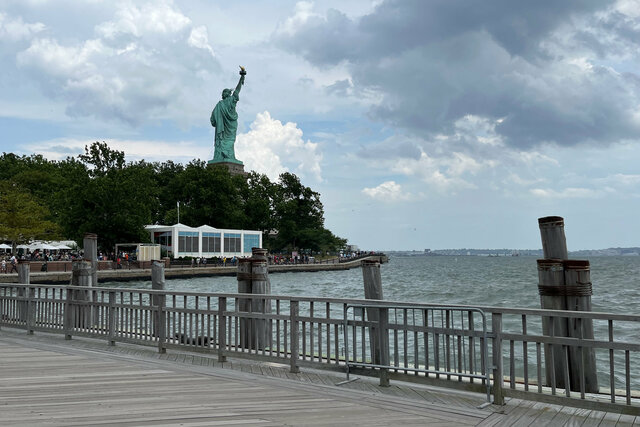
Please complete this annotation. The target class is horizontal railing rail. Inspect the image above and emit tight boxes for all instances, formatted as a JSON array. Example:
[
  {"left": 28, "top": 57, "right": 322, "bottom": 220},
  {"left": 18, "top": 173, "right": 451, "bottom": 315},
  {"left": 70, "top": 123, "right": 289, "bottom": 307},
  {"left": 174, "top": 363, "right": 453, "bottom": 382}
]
[{"left": 1, "top": 283, "right": 639, "bottom": 414}]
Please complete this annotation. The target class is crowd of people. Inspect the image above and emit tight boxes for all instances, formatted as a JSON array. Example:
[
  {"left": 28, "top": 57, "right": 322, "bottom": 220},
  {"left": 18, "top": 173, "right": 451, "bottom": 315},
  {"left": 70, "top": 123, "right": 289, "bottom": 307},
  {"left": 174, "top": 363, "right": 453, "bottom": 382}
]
[
  {"left": 0, "top": 248, "right": 381, "bottom": 273},
  {"left": 269, "top": 254, "right": 313, "bottom": 265},
  {"left": 0, "top": 250, "right": 79, "bottom": 273},
  {"left": 181, "top": 256, "right": 237, "bottom": 267}
]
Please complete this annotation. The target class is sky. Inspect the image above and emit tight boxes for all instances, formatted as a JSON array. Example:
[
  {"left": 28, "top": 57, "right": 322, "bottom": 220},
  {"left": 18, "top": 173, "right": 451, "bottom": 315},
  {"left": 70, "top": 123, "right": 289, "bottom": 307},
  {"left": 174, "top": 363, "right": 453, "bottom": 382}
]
[{"left": 1, "top": 0, "right": 640, "bottom": 251}]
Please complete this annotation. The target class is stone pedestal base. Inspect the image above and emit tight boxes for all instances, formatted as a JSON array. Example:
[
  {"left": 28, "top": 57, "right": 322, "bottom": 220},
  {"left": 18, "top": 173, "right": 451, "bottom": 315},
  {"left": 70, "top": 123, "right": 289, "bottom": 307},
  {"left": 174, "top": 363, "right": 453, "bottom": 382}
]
[{"left": 207, "top": 160, "right": 247, "bottom": 176}]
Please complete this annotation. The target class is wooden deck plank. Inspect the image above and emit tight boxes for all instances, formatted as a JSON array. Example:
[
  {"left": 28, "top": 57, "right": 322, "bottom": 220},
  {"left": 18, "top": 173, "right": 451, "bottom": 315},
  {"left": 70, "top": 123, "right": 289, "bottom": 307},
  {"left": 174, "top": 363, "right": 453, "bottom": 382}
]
[
  {"left": 2, "top": 332, "right": 637, "bottom": 427},
  {"left": 476, "top": 412, "right": 508, "bottom": 427},
  {"left": 0, "top": 337, "right": 486, "bottom": 426},
  {"left": 599, "top": 412, "right": 622, "bottom": 427},
  {"left": 498, "top": 400, "right": 538, "bottom": 426},
  {"left": 510, "top": 401, "right": 555, "bottom": 427},
  {"left": 561, "top": 407, "right": 593, "bottom": 426},
  {"left": 617, "top": 414, "right": 636, "bottom": 426},
  {"left": 522, "top": 401, "right": 563, "bottom": 426},
  {"left": 581, "top": 409, "right": 607, "bottom": 426}
]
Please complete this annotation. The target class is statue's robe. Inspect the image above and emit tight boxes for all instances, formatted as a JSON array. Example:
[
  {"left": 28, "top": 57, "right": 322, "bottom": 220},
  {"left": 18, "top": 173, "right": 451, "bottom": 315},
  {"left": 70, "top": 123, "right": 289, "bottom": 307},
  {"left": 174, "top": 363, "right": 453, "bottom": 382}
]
[{"left": 210, "top": 92, "right": 239, "bottom": 161}]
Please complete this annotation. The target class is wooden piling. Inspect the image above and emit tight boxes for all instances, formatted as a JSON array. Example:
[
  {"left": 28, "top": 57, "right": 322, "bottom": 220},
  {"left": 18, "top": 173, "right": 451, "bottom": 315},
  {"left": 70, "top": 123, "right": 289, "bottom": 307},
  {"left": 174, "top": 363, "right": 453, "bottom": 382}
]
[
  {"left": 83, "top": 233, "right": 98, "bottom": 287},
  {"left": 538, "top": 217, "right": 570, "bottom": 390},
  {"left": 537, "top": 259, "right": 569, "bottom": 389},
  {"left": 537, "top": 216, "right": 598, "bottom": 393},
  {"left": 564, "top": 260, "right": 598, "bottom": 393},
  {"left": 538, "top": 217, "right": 568, "bottom": 260},
  {"left": 151, "top": 261, "right": 166, "bottom": 350},
  {"left": 17, "top": 260, "right": 30, "bottom": 326},
  {"left": 251, "top": 248, "right": 271, "bottom": 350},
  {"left": 362, "top": 260, "right": 384, "bottom": 366},
  {"left": 70, "top": 260, "right": 93, "bottom": 329},
  {"left": 83, "top": 233, "right": 98, "bottom": 325},
  {"left": 237, "top": 258, "right": 252, "bottom": 349}
]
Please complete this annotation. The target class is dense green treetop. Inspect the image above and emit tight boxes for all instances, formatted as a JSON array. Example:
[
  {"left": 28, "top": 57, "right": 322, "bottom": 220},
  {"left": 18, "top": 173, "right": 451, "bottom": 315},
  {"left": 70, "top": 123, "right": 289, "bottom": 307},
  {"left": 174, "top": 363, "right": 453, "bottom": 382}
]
[
  {"left": 0, "top": 142, "right": 346, "bottom": 254},
  {"left": 0, "top": 181, "right": 61, "bottom": 251}
]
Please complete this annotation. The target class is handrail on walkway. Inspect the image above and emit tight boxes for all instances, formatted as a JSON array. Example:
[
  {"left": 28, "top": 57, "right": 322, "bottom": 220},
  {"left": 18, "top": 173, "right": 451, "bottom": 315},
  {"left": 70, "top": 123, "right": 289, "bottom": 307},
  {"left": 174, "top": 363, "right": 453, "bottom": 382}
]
[
  {"left": 343, "top": 303, "right": 491, "bottom": 403},
  {"left": 1, "top": 283, "right": 639, "bottom": 415}
]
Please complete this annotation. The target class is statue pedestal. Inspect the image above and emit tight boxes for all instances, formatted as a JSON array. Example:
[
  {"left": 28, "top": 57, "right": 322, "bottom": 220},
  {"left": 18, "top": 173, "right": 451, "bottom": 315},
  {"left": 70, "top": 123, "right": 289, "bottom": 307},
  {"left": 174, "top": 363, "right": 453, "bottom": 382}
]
[{"left": 207, "top": 160, "right": 247, "bottom": 176}]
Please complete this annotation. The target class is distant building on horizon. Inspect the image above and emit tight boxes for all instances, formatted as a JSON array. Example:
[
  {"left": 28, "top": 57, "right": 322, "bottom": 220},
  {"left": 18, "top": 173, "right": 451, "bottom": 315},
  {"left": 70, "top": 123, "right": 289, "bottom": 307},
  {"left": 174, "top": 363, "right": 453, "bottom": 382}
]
[{"left": 145, "top": 223, "right": 261, "bottom": 259}]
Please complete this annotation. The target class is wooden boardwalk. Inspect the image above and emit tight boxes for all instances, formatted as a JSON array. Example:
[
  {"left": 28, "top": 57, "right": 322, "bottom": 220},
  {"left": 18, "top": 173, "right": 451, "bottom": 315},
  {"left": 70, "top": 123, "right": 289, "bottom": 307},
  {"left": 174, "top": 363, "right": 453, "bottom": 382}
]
[{"left": 0, "top": 330, "right": 638, "bottom": 426}]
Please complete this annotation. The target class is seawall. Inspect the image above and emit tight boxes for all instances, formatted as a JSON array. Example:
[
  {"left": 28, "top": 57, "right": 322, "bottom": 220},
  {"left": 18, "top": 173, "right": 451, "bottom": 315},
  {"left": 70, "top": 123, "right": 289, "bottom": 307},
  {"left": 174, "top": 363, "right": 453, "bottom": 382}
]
[{"left": 0, "top": 255, "right": 388, "bottom": 284}]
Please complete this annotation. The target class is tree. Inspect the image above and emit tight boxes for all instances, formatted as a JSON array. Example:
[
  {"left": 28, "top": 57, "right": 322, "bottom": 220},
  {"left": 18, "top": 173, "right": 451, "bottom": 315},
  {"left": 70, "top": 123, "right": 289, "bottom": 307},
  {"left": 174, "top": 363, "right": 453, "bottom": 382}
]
[
  {"left": 0, "top": 182, "right": 60, "bottom": 252},
  {"left": 59, "top": 142, "right": 157, "bottom": 251},
  {"left": 270, "top": 172, "right": 344, "bottom": 253},
  {"left": 78, "top": 141, "right": 125, "bottom": 177},
  {"left": 153, "top": 160, "right": 185, "bottom": 225},
  {"left": 239, "top": 171, "right": 276, "bottom": 233},
  {"left": 1, "top": 143, "right": 347, "bottom": 255}
]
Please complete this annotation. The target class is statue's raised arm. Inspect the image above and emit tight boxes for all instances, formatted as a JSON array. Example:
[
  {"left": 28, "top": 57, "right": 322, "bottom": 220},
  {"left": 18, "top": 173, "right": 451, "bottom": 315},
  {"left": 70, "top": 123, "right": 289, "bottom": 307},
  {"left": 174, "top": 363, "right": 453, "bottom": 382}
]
[{"left": 234, "top": 66, "right": 246, "bottom": 97}]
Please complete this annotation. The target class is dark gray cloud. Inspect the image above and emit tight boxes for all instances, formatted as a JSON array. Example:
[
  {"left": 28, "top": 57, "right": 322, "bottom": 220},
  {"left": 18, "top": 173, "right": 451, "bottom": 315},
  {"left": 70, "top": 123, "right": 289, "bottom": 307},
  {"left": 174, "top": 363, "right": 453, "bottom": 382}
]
[
  {"left": 274, "top": 0, "right": 640, "bottom": 150},
  {"left": 325, "top": 79, "right": 352, "bottom": 96},
  {"left": 357, "top": 139, "right": 422, "bottom": 160}
]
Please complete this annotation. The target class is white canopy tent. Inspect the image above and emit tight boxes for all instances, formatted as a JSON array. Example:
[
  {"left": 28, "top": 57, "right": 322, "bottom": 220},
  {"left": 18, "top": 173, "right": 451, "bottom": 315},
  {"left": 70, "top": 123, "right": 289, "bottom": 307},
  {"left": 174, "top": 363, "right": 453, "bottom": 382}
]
[{"left": 31, "top": 243, "right": 60, "bottom": 250}]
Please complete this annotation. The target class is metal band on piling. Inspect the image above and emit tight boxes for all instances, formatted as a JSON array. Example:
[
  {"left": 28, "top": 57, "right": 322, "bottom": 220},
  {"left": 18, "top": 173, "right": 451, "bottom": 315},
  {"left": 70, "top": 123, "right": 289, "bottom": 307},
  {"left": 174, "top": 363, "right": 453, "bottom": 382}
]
[
  {"left": 236, "top": 272, "right": 252, "bottom": 281},
  {"left": 538, "top": 283, "right": 592, "bottom": 296}
]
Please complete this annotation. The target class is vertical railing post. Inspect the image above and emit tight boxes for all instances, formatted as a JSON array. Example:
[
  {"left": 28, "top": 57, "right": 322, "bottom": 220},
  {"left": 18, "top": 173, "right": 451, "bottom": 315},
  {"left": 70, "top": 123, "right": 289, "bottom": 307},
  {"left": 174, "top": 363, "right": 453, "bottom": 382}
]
[
  {"left": 218, "top": 297, "right": 227, "bottom": 363},
  {"left": 107, "top": 291, "right": 116, "bottom": 346},
  {"left": 492, "top": 312, "right": 504, "bottom": 405},
  {"left": 64, "top": 287, "right": 73, "bottom": 340},
  {"left": 378, "top": 306, "right": 390, "bottom": 387},
  {"left": 290, "top": 300, "right": 300, "bottom": 373}
]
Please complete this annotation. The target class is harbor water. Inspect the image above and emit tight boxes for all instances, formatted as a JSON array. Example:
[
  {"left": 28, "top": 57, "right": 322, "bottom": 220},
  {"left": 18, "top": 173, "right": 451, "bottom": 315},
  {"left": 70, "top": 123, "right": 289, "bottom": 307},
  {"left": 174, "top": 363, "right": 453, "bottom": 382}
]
[{"left": 108, "top": 255, "right": 640, "bottom": 313}]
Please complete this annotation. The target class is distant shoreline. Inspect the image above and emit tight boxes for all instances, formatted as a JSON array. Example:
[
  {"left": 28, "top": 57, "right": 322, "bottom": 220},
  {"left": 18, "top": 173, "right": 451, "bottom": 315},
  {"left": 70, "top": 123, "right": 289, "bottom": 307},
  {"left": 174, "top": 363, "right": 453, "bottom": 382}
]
[{"left": 387, "top": 247, "right": 640, "bottom": 257}]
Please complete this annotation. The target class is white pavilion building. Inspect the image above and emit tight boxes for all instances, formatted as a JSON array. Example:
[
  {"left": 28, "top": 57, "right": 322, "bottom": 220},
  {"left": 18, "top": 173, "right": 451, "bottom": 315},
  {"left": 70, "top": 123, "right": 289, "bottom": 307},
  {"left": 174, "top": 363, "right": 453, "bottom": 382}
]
[{"left": 145, "top": 223, "right": 261, "bottom": 258}]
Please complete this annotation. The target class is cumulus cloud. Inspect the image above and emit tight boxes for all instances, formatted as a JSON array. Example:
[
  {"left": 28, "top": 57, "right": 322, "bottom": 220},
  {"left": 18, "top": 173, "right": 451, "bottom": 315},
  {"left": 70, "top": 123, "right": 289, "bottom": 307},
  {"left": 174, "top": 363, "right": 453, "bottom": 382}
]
[
  {"left": 15, "top": 0, "right": 220, "bottom": 125},
  {"left": 274, "top": 0, "right": 640, "bottom": 151},
  {"left": 362, "top": 181, "right": 413, "bottom": 202},
  {"left": 235, "top": 111, "right": 323, "bottom": 182},
  {"left": 0, "top": 12, "right": 45, "bottom": 42},
  {"left": 26, "top": 137, "right": 208, "bottom": 164},
  {"left": 530, "top": 187, "right": 608, "bottom": 199}
]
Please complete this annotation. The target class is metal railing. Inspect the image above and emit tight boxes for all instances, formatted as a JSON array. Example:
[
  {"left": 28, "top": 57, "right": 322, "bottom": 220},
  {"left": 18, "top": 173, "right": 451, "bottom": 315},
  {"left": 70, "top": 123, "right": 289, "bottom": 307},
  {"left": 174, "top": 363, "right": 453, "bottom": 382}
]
[
  {"left": 484, "top": 306, "right": 640, "bottom": 409},
  {"left": 1, "top": 283, "right": 639, "bottom": 414},
  {"left": 343, "top": 303, "right": 491, "bottom": 402}
]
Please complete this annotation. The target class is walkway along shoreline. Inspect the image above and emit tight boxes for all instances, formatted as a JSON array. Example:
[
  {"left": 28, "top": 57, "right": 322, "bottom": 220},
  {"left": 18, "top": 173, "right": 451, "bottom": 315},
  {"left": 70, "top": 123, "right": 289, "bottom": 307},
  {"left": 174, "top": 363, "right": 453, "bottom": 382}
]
[{"left": 0, "top": 254, "right": 388, "bottom": 284}]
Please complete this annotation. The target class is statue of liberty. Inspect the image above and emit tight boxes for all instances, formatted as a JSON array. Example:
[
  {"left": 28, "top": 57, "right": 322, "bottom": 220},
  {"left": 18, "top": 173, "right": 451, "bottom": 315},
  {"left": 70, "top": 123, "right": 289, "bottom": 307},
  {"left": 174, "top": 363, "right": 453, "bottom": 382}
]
[{"left": 209, "top": 66, "right": 246, "bottom": 165}]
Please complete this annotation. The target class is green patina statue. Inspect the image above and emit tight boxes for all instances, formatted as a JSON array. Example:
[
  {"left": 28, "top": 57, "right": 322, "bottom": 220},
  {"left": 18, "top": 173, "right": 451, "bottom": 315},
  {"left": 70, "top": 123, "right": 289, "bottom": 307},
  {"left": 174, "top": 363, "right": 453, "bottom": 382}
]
[{"left": 210, "top": 66, "right": 246, "bottom": 165}]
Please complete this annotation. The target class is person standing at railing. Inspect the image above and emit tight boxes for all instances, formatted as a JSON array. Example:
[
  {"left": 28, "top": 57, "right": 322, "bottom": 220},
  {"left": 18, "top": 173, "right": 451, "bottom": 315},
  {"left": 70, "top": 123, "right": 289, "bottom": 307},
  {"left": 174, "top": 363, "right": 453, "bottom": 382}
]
[{"left": 1, "top": 258, "right": 6, "bottom": 273}]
